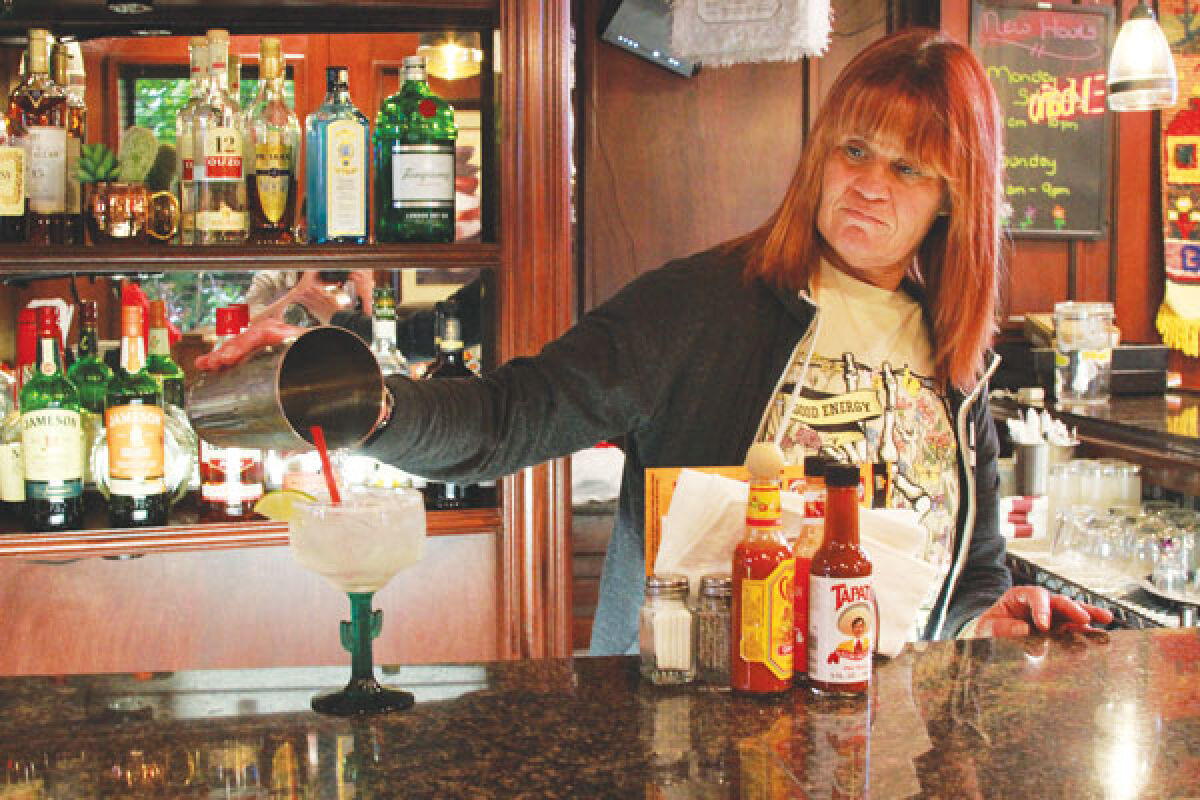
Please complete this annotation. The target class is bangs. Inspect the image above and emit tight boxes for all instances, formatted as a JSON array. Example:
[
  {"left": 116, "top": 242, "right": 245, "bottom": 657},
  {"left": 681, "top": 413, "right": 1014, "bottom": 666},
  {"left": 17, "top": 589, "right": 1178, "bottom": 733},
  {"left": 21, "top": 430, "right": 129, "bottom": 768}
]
[{"left": 824, "top": 79, "right": 956, "bottom": 181}]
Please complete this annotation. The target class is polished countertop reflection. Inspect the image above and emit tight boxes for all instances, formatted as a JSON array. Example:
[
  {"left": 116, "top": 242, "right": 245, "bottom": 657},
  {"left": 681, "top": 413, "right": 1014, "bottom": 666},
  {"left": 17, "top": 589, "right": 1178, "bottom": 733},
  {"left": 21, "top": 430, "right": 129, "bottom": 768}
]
[{"left": 1, "top": 628, "right": 1197, "bottom": 797}]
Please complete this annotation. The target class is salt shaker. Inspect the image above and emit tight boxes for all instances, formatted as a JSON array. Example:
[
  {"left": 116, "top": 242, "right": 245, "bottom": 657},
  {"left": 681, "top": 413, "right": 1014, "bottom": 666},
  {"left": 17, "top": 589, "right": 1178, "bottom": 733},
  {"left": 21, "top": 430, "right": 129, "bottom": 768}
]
[
  {"left": 639, "top": 574, "right": 695, "bottom": 685},
  {"left": 695, "top": 573, "right": 732, "bottom": 686}
]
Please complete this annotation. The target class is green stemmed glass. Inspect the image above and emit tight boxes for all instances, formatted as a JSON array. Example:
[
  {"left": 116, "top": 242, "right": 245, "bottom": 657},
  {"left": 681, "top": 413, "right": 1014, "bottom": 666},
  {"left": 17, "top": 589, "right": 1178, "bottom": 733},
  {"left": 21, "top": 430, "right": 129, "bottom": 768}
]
[{"left": 289, "top": 486, "right": 426, "bottom": 714}]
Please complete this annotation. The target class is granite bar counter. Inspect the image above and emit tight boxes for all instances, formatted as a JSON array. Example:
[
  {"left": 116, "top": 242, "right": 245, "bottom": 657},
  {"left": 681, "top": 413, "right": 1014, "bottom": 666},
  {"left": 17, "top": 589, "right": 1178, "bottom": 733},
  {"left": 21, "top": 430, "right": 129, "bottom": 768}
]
[{"left": 2, "top": 627, "right": 1197, "bottom": 798}]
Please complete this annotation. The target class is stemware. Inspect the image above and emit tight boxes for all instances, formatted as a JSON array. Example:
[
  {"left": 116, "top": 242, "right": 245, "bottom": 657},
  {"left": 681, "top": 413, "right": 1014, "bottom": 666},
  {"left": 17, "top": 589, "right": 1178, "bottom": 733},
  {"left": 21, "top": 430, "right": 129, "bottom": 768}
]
[{"left": 289, "top": 486, "right": 426, "bottom": 714}]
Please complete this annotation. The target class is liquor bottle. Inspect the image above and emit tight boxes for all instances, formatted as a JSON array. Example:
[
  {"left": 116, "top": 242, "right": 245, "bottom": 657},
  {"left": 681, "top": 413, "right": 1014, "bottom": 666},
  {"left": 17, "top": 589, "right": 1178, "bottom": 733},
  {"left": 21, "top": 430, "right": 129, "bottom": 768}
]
[
  {"left": 793, "top": 454, "right": 831, "bottom": 684},
  {"left": 247, "top": 37, "right": 300, "bottom": 244},
  {"left": 20, "top": 306, "right": 84, "bottom": 531},
  {"left": 305, "top": 66, "right": 369, "bottom": 244},
  {"left": 808, "top": 463, "right": 874, "bottom": 696},
  {"left": 374, "top": 55, "right": 457, "bottom": 242},
  {"left": 193, "top": 29, "right": 248, "bottom": 245},
  {"left": 0, "top": 91, "right": 27, "bottom": 242},
  {"left": 14, "top": 306, "right": 36, "bottom": 393},
  {"left": 422, "top": 300, "right": 475, "bottom": 509},
  {"left": 731, "top": 443, "right": 794, "bottom": 694},
  {"left": 10, "top": 29, "right": 68, "bottom": 246},
  {"left": 104, "top": 303, "right": 168, "bottom": 528},
  {"left": 50, "top": 42, "right": 84, "bottom": 246},
  {"left": 176, "top": 35, "right": 209, "bottom": 246},
  {"left": 369, "top": 286, "right": 408, "bottom": 377},
  {"left": 0, "top": 311, "right": 34, "bottom": 509},
  {"left": 145, "top": 299, "right": 185, "bottom": 408},
  {"left": 198, "top": 305, "right": 264, "bottom": 522},
  {"left": 67, "top": 300, "right": 112, "bottom": 488}
]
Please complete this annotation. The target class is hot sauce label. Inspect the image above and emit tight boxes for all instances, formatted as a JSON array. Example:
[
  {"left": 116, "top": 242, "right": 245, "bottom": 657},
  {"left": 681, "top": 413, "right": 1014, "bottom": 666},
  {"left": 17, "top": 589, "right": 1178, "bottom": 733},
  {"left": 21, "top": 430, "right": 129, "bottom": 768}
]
[
  {"left": 808, "top": 577, "right": 873, "bottom": 686},
  {"left": 738, "top": 559, "right": 794, "bottom": 680},
  {"left": 105, "top": 404, "right": 165, "bottom": 493}
]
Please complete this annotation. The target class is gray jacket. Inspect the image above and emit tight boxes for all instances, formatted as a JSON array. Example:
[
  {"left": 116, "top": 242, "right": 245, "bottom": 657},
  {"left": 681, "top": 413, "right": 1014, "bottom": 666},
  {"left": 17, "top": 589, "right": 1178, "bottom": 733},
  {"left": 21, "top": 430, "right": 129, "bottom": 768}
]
[{"left": 365, "top": 245, "right": 1011, "bottom": 655}]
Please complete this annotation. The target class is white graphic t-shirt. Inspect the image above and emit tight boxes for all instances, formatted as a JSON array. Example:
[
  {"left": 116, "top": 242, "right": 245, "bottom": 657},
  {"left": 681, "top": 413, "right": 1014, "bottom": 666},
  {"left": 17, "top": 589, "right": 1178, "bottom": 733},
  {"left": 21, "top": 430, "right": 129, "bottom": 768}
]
[{"left": 756, "top": 261, "right": 961, "bottom": 633}]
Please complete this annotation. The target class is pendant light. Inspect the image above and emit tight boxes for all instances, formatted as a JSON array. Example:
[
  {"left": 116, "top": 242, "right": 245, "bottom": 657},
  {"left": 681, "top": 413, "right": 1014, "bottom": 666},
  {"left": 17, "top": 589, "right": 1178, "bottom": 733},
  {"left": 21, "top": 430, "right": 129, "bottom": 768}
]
[
  {"left": 1107, "top": 2, "right": 1178, "bottom": 112},
  {"left": 417, "top": 32, "right": 483, "bottom": 81}
]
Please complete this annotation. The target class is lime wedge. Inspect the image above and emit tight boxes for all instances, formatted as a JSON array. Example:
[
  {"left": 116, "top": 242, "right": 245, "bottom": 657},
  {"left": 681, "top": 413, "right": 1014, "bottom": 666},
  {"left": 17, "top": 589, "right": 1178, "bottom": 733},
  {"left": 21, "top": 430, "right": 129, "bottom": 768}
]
[{"left": 255, "top": 489, "right": 316, "bottom": 522}]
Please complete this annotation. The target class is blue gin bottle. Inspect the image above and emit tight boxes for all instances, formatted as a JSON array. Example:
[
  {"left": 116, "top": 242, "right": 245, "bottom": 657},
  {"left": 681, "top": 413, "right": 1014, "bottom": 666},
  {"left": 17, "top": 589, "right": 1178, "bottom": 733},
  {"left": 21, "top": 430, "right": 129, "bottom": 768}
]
[{"left": 305, "top": 66, "right": 370, "bottom": 244}]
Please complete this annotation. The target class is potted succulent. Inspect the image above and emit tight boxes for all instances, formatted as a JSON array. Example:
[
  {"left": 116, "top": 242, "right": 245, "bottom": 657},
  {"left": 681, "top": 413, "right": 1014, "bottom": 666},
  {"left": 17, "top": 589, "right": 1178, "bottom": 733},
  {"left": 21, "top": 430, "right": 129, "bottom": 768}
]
[{"left": 75, "top": 126, "right": 179, "bottom": 244}]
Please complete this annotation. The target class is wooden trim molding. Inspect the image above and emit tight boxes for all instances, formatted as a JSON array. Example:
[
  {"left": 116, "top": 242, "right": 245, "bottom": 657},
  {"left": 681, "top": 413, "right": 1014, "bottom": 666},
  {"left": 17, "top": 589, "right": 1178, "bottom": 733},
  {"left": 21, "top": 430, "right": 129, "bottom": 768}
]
[{"left": 498, "top": 0, "right": 574, "bottom": 659}]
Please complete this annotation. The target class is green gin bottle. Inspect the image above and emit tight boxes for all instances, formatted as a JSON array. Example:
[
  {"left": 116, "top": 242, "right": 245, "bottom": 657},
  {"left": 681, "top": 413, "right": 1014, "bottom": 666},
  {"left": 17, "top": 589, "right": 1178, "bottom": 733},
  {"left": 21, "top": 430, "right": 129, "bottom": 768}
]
[
  {"left": 105, "top": 303, "right": 168, "bottom": 528},
  {"left": 374, "top": 55, "right": 457, "bottom": 242},
  {"left": 146, "top": 299, "right": 185, "bottom": 409},
  {"left": 19, "top": 306, "right": 84, "bottom": 532}
]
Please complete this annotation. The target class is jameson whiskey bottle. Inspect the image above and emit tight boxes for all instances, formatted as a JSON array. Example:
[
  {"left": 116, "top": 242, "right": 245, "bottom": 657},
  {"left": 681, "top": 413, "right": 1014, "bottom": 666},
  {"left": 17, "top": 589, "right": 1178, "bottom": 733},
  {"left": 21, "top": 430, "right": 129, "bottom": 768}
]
[
  {"left": 146, "top": 299, "right": 185, "bottom": 408},
  {"left": 374, "top": 55, "right": 457, "bottom": 242},
  {"left": 0, "top": 310, "right": 36, "bottom": 509},
  {"left": 10, "top": 29, "right": 68, "bottom": 246},
  {"left": 370, "top": 286, "right": 408, "bottom": 377},
  {"left": 50, "top": 42, "right": 84, "bottom": 246},
  {"left": 193, "top": 29, "right": 248, "bottom": 245},
  {"left": 176, "top": 36, "right": 209, "bottom": 246},
  {"left": 68, "top": 300, "right": 112, "bottom": 488},
  {"left": 305, "top": 66, "right": 369, "bottom": 244},
  {"left": 731, "top": 443, "right": 794, "bottom": 694},
  {"left": 422, "top": 301, "right": 475, "bottom": 509},
  {"left": 19, "top": 306, "right": 83, "bottom": 532},
  {"left": 0, "top": 91, "right": 27, "bottom": 242},
  {"left": 247, "top": 37, "right": 300, "bottom": 244},
  {"left": 105, "top": 304, "right": 169, "bottom": 528}
]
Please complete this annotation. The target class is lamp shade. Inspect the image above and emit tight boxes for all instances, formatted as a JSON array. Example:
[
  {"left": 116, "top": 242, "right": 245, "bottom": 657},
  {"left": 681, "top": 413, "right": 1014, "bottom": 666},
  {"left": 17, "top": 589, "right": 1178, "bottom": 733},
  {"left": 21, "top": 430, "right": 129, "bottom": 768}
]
[
  {"left": 1107, "top": 4, "right": 1178, "bottom": 112},
  {"left": 417, "top": 32, "right": 483, "bottom": 81}
]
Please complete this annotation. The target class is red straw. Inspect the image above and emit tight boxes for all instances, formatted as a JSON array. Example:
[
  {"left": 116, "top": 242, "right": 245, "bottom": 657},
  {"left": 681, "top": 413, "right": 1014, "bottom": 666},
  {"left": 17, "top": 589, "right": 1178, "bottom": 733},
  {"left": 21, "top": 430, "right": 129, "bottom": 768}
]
[{"left": 309, "top": 425, "right": 342, "bottom": 505}]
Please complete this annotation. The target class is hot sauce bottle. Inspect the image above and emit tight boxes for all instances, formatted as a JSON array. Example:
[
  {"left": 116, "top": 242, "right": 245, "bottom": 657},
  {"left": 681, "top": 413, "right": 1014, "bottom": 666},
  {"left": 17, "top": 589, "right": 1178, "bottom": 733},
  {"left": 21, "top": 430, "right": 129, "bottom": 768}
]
[
  {"left": 808, "top": 462, "right": 873, "bottom": 696},
  {"left": 731, "top": 443, "right": 794, "bottom": 694},
  {"left": 793, "top": 454, "right": 832, "bottom": 685}
]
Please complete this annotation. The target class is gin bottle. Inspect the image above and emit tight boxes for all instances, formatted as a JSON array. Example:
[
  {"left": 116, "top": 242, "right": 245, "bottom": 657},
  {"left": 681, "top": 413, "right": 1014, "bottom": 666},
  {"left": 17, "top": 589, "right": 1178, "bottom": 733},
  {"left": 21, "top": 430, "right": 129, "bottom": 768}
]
[
  {"left": 20, "top": 306, "right": 84, "bottom": 532},
  {"left": 176, "top": 35, "right": 208, "bottom": 245},
  {"left": 305, "top": 66, "right": 369, "bottom": 244},
  {"left": 247, "top": 37, "right": 300, "bottom": 244},
  {"left": 374, "top": 55, "right": 457, "bottom": 242},
  {"left": 193, "top": 28, "right": 248, "bottom": 244},
  {"left": 10, "top": 29, "right": 68, "bottom": 246},
  {"left": 370, "top": 286, "right": 408, "bottom": 377}
]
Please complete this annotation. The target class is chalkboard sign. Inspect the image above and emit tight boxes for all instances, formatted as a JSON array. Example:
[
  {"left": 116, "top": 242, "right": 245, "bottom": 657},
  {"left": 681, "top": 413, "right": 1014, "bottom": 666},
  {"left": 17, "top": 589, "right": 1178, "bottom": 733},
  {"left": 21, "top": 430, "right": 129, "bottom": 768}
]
[{"left": 970, "top": 2, "right": 1113, "bottom": 238}]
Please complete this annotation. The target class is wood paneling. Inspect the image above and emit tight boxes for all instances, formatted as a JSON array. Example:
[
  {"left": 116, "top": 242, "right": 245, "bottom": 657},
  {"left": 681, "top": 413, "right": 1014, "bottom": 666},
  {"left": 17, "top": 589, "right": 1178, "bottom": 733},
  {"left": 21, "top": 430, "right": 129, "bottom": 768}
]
[{"left": 0, "top": 533, "right": 498, "bottom": 676}]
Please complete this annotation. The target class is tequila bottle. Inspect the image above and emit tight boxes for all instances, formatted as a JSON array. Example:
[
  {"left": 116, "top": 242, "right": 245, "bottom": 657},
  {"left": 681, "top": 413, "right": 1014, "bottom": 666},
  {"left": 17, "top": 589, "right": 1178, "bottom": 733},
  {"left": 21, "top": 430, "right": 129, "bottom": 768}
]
[
  {"left": 20, "top": 306, "right": 83, "bottom": 532},
  {"left": 146, "top": 299, "right": 185, "bottom": 408},
  {"left": 51, "top": 42, "right": 84, "bottom": 245},
  {"left": 10, "top": 29, "right": 68, "bottom": 246},
  {"left": 247, "top": 37, "right": 300, "bottom": 244},
  {"left": 105, "top": 303, "right": 168, "bottom": 528},
  {"left": 369, "top": 286, "right": 408, "bottom": 377},
  {"left": 176, "top": 35, "right": 208, "bottom": 245},
  {"left": 193, "top": 28, "right": 248, "bottom": 245},
  {"left": 374, "top": 55, "right": 457, "bottom": 242},
  {"left": 305, "top": 66, "right": 369, "bottom": 244}
]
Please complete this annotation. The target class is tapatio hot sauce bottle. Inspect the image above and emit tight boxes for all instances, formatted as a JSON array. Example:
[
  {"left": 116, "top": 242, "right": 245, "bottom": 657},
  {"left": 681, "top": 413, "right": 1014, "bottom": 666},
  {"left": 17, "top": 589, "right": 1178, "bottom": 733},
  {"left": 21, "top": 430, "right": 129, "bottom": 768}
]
[
  {"left": 808, "top": 462, "right": 873, "bottom": 696},
  {"left": 731, "top": 443, "right": 794, "bottom": 694}
]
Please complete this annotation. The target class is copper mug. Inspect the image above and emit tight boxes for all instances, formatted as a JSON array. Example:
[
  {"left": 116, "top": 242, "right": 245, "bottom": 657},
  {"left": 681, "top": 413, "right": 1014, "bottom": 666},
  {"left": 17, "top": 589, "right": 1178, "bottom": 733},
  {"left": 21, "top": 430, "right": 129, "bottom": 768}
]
[{"left": 87, "top": 182, "right": 180, "bottom": 244}]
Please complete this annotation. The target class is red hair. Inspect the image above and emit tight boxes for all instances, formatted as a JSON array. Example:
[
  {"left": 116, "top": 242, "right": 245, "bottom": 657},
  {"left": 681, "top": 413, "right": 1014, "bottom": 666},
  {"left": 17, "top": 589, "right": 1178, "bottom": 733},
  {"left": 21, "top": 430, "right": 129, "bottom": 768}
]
[{"left": 740, "top": 29, "right": 1004, "bottom": 393}]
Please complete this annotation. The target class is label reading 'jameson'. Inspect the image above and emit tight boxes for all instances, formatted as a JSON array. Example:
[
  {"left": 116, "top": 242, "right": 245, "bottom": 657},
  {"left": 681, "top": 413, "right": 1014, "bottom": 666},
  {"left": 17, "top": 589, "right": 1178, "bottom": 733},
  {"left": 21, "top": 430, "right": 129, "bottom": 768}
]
[
  {"left": 20, "top": 409, "right": 83, "bottom": 486},
  {"left": 738, "top": 559, "right": 794, "bottom": 680},
  {"left": 105, "top": 404, "right": 165, "bottom": 494},
  {"left": 390, "top": 142, "right": 454, "bottom": 208},
  {"left": 808, "top": 576, "right": 873, "bottom": 686}
]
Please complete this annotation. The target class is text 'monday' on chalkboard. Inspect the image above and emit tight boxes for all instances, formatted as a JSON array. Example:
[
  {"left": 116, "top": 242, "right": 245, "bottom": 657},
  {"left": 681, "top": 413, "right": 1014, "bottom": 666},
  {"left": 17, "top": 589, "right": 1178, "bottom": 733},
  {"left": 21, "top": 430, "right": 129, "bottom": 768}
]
[{"left": 970, "top": 2, "right": 1113, "bottom": 238}]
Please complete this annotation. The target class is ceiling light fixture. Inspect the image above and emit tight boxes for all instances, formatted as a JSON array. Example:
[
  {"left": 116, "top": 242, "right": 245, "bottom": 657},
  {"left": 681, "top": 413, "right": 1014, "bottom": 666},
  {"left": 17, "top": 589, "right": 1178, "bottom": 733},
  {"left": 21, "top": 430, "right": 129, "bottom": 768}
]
[
  {"left": 1107, "top": 2, "right": 1178, "bottom": 112},
  {"left": 417, "top": 32, "right": 483, "bottom": 81}
]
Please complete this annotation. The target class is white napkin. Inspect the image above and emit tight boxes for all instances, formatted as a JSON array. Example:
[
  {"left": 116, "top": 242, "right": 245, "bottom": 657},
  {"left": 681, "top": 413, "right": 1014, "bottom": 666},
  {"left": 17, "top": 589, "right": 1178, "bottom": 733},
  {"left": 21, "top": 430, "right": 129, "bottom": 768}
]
[
  {"left": 654, "top": 470, "right": 938, "bottom": 656},
  {"left": 670, "top": 0, "right": 832, "bottom": 66}
]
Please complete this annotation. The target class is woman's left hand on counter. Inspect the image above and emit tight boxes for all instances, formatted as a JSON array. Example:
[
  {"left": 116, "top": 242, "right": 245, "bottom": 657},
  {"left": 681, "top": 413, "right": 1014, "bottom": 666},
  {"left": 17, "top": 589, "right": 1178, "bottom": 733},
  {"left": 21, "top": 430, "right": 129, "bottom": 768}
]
[{"left": 975, "top": 586, "right": 1114, "bottom": 638}]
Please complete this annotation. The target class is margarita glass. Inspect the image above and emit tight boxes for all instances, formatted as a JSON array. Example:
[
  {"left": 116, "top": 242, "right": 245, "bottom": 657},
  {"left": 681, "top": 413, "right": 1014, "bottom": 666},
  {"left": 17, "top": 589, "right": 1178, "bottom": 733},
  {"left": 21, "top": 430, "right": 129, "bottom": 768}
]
[{"left": 289, "top": 486, "right": 426, "bottom": 714}]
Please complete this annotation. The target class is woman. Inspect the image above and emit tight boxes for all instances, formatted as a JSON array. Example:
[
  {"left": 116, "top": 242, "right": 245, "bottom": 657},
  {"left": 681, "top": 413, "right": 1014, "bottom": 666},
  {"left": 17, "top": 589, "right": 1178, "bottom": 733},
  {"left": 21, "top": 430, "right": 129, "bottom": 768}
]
[{"left": 200, "top": 29, "right": 1109, "bottom": 653}]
